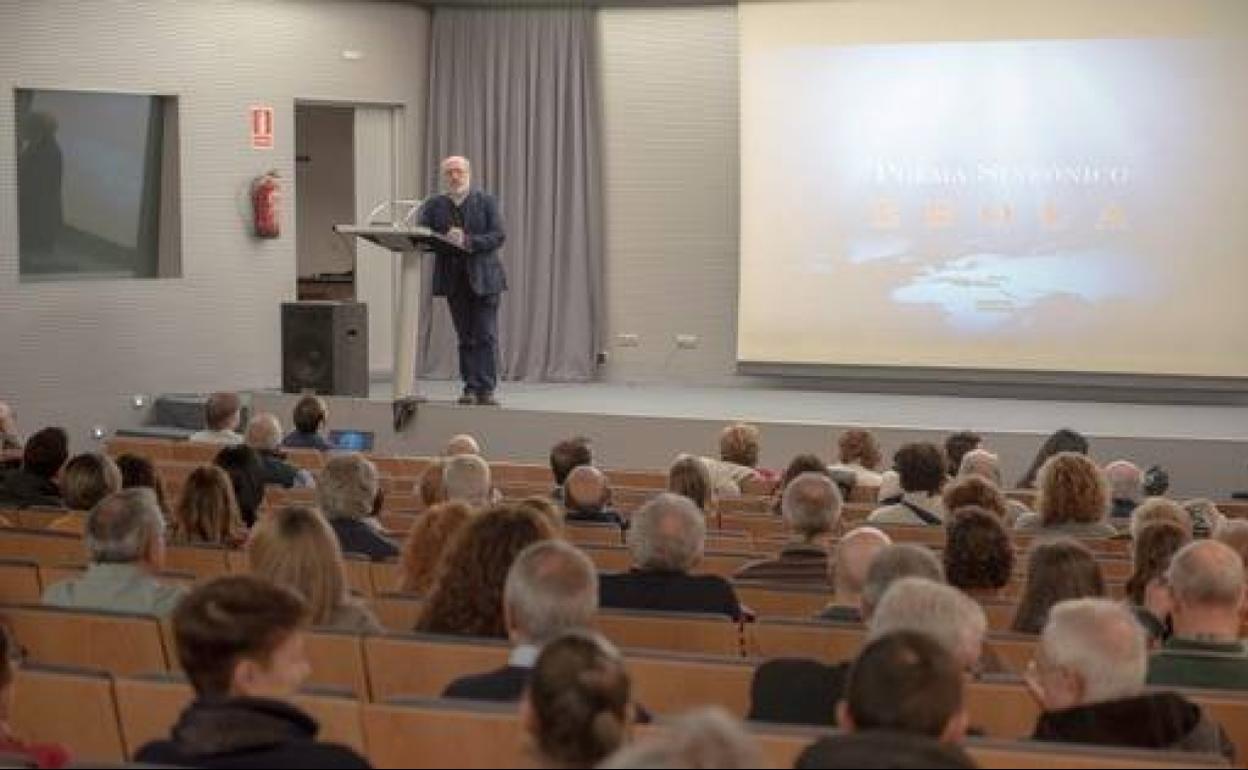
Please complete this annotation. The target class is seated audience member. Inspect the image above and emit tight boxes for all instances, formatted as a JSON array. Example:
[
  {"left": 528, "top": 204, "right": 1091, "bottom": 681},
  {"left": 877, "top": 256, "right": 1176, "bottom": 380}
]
[
  {"left": 171, "top": 466, "right": 246, "bottom": 546},
  {"left": 866, "top": 578, "right": 988, "bottom": 676},
  {"left": 188, "top": 391, "right": 244, "bottom": 445},
  {"left": 116, "top": 453, "right": 171, "bottom": 515},
  {"left": 523, "top": 631, "right": 633, "bottom": 769},
  {"left": 1105, "top": 460, "right": 1144, "bottom": 520},
  {"left": 770, "top": 453, "right": 835, "bottom": 513},
  {"left": 398, "top": 501, "right": 474, "bottom": 594},
  {"left": 1017, "top": 427, "right": 1089, "bottom": 488},
  {"left": 817, "top": 527, "right": 892, "bottom": 623},
  {"left": 1012, "top": 538, "right": 1106, "bottom": 634},
  {"left": 1129, "top": 497, "right": 1193, "bottom": 539},
  {"left": 956, "top": 448, "right": 1031, "bottom": 524},
  {"left": 1014, "top": 453, "right": 1117, "bottom": 538},
  {"left": 701, "top": 422, "right": 776, "bottom": 497},
  {"left": 941, "top": 473, "right": 1017, "bottom": 527},
  {"left": 248, "top": 505, "right": 381, "bottom": 634},
  {"left": 1215, "top": 519, "right": 1248, "bottom": 566},
  {"left": 735, "top": 472, "right": 841, "bottom": 586},
  {"left": 414, "top": 460, "right": 446, "bottom": 508},
  {"left": 829, "top": 428, "right": 885, "bottom": 490},
  {"left": 1125, "top": 522, "right": 1190, "bottom": 643},
  {"left": 943, "top": 431, "right": 982, "bottom": 479},
  {"left": 1148, "top": 540, "right": 1248, "bottom": 691},
  {"left": 1029, "top": 599, "right": 1234, "bottom": 760},
  {"left": 0, "top": 426, "right": 67, "bottom": 508},
  {"left": 667, "top": 454, "right": 716, "bottom": 516},
  {"left": 443, "top": 433, "right": 481, "bottom": 456},
  {"left": 748, "top": 547, "right": 945, "bottom": 726},
  {"left": 0, "top": 625, "right": 71, "bottom": 768},
  {"left": 415, "top": 504, "right": 557, "bottom": 637},
  {"left": 443, "top": 539, "right": 597, "bottom": 700},
  {"left": 518, "top": 495, "right": 564, "bottom": 531},
  {"left": 600, "top": 707, "right": 763, "bottom": 769},
  {"left": 599, "top": 493, "right": 743, "bottom": 620},
  {"left": 943, "top": 507, "right": 1014, "bottom": 601},
  {"left": 214, "top": 444, "right": 266, "bottom": 527},
  {"left": 317, "top": 453, "right": 397, "bottom": 560},
  {"left": 43, "top": 488, "right": 186, "bottom": 616},
  {"left": 282, "top": 395, "right": 332, "bottom": 451},
  {"left": 0, "top": 400, "right": 22, "bottom": 451},
  {"left": 135, "top": 575, "right": 369, "bottom": 769},
  {"left": 867, "top": 443, "right": 946, "bottom": 526},
  {"left": 563, "top": 465, "right": 627, "bottom": 529},
  {"left": 246, "top": 413, "right": 314, "bottom": 489},
  {"left": 444, "top": 453, "right": 494, "bottom": 509},
  {"left": 794, "top": 632, "right": 976, "bottom": 770},
  {"left": 48, "top": 452, "right": 124, "bottom": 534},
  {"left": 549, "top": 436, "right": 593, "bottom": 503},
  {"left": 1144, "top": 464, "right": 1171, "bottom": 497},
  {"left": 1183, "top": 498, "right": 1225, "bottom": 539}
]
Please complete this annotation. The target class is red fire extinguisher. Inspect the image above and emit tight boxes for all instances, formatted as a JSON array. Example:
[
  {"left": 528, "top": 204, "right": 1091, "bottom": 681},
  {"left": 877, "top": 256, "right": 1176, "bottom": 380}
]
[{"left": 251, "top": 170, "right": 281, "bottom": 238}]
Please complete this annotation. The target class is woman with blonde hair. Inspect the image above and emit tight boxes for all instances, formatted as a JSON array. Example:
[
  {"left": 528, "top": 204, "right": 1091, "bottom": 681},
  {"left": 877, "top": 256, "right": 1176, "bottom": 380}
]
[
  {"left": 398, "top": 501, "right": 474, "bottom": 594},
  {"left": 171, "top": 465, "right": 246, "bottom": 546},
  {"left": 830, "top": 428, "right": 884, "bottom": 488},
  {"left": 1013, "top": 452, "right": 1116, "bottom": 537},
  {"left": 248, "top": 505, "right": 382, "bottom": 633}
]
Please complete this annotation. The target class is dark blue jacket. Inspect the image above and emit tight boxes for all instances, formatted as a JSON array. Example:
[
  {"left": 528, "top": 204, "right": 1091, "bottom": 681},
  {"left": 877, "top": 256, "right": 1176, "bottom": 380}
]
[{"left": 418, "top": 190, "right": 507, "bottom": 297}]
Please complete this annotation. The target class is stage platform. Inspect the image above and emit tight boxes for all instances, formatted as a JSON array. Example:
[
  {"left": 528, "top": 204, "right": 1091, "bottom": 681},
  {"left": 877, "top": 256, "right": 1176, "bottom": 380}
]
[{"left": 249, "top": 379, "right": 1248, "bottom": 499}]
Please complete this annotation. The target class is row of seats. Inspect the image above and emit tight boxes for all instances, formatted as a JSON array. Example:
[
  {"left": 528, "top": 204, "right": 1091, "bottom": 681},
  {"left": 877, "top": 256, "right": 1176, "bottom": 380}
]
[{"left": 7, "top": 651, "right": 1235, "bottom": 768}]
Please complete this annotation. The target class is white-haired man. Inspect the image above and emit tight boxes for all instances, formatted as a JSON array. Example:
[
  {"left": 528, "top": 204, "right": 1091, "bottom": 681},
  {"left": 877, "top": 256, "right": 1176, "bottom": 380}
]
[
  {"left": 1028, "top": 598, "right": 1233, "bottom": 759},
  {"left": 418, "top": 155, "right": 506, "bottom": 406},
  {"left": 1104, "top": 460, "right": 1144, "bottom": 521},
  {"left": 598, "top": 493, "right": 742, "bottom": 620},
  {"left": 734, "top": 472, "right": 842, "bottom": 586},
  {"left": 444, "top": 453, "right": 493, "bottom": 508},
  {"left": 245, "top": 413, "right": 313, "bottom": 489},
  {"left": 443, "top": 539, "right": 599, "bottom": 702},
  {"left": 1148, "top": 540, "right": 1248, "bottom": 691},
  {"left": 817, "top": 527, "right": 893, "bottom": 623}
]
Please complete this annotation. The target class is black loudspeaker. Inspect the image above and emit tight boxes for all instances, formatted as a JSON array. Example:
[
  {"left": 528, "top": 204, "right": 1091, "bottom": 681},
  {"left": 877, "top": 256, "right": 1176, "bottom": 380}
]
[{"left": 281, "top": 301, "right": 369, "bottom": 397}]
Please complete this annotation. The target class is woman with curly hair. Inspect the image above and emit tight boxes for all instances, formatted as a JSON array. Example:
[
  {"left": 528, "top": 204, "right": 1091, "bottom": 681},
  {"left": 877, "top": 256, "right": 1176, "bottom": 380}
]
[
  {"left": 1013, "top": 452, "right": 1116, "bottom": 538},
  {"left": 414, "top": 503, "right": 557, "bottom": 637},
  {"left": 943, "top": 506, "right": 1014, "bottom": 601},
  {"left": 1011, "top": 538, "right": 1106, "bottom": 634},
  {"left": 398, "top": 501, "right": 474, "bottom": 594}
]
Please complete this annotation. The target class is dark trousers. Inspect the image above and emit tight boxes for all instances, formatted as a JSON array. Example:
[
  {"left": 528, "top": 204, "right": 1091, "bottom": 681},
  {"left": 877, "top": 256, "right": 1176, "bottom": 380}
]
[{"left": 445, "top": 278, "right": 500, "bottom": 395}]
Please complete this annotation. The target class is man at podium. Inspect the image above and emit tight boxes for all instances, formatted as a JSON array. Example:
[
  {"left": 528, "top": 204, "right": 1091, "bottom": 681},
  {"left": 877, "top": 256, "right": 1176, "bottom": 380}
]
[{"left": 418, "top": 155, "right": 507, "bottom": 406}]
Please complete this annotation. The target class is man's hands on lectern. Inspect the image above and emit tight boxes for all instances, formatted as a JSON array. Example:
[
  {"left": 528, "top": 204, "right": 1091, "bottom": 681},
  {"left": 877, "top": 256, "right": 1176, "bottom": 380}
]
[{"left": 447, "top": 227, "right": 466, "bottom": 248}]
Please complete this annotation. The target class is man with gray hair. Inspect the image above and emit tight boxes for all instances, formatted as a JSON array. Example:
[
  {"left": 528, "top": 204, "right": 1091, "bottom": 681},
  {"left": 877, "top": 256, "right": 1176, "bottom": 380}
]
[
  {"left": 867, "top": 577, "right": 987, "bottom": 674},
  {"left": 563, "top": 465, "right": 627, "bottom": 530},
  {"left": 317, "top": 453, "right": 397, "bottom": 561},
  {"left": 1105, "top": 460, "right": 1144, "bottom": 520},
  {"left": 43, "top": 488, "right": 186, "bottom": 616},
  {"left": 443, "top": 539, "right": 599, "bottom": 702},
  {"left": 1148, "top": 540, "right": 1248, "bottom": 691},
  {"left": 599, "top": 493, "right": 742, "bottom": 620},
  {"left": 245, "top": 412, "right": 313, "bottom": 489},
  {"left": 1028, "top": 598, "right": 1233, "bottom": 759},
  {"left": 734, "top": 472, "right": 842, "bottom": 586},
  {"left": 748, "top": 560, "right": 949, "bottom": 727},
  {"left": 817, "top": 527, "right": 892, "bottom": 623},
  {"left": 443, "top": 433, "right": 481, "bottom": 457},
  {"left": 600, "top": 707, "right": 763, "bottom": 769},
  {"left": 444, "top": 453, "right": 493, "bottom": 508}
]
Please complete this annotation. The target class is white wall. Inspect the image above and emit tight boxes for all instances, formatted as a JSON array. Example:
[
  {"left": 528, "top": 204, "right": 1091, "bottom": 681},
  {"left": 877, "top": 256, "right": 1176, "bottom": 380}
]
[
  {"left": 0, "top": 0, "right": 429, "bottom": 450},
  {"left": 598, "top": 6, "right": 741, "bottom": 384}
]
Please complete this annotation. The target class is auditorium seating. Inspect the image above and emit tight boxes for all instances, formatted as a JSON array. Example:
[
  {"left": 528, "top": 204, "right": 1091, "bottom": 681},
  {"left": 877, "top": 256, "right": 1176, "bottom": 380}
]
[
  {"left": 0, "top": 603, "right": 171, "bottom": 675},
  {"left": 10, "top": 664, "right": 126, "bottom": 762}
]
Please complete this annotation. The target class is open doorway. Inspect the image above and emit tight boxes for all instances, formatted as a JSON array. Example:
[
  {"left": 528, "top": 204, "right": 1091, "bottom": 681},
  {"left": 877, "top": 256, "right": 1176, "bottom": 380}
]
[{"left": 295, "top": 104, "right": 356, "bottom": 301}]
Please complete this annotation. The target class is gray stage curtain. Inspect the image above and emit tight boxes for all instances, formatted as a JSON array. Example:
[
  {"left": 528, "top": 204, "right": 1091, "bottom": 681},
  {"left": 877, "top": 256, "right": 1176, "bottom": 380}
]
[{"left": 418, "top": 6, "right": 604, "bottom": 383}]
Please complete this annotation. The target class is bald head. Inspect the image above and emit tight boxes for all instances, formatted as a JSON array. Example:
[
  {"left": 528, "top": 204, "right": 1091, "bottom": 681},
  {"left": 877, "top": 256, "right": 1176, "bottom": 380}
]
[
  {"left": 444, "top": 434, "right": 481, "bottom": 457},
  {"left": 1168, "top": 540, "right": 1245, "bottom": 610},
  {"left": 833, "top": 527, "right": 893, "bottom": 601},
  {"left": 565, "top": 465, "right": 609, "bottom": 513}
]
